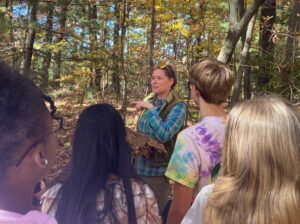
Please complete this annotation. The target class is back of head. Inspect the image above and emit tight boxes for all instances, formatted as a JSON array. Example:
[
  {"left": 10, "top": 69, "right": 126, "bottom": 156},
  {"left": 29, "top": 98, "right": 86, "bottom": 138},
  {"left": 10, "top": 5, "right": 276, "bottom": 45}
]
[
  {"left": 56, "top": 103, "right": 136, "bottom": 224},
  {"left": 189, "top": 59, "right": 233, "bottom": 104},
  {"left": 205, "top": 95, "right": 300, "bottom": 224},
  {"left": 0, "top": 61, "right": 48, "bottom": 181},
  {"left": 71, "top": 103, "right": 131, "bottom": 182}
]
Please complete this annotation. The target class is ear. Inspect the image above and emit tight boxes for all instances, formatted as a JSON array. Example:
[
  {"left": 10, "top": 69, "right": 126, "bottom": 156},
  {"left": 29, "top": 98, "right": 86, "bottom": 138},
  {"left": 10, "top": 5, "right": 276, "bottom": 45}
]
[
  {"left": 33, "top": 145, "right": 48, "bottom": 169},
  {"left": 192, "top": 85, "right": 201, "bottom": 97},
  {"left": 169, "top": 78, "right": 174, "bottom": 88}
]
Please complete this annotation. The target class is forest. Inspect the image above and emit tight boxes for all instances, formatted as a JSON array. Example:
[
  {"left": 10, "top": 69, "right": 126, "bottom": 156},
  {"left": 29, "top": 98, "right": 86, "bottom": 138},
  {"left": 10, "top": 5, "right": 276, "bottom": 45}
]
[
  {"left": 1, "top": 0, "right": 299, "bottom": 106},
  {"left": 0, "top": 0, "right": 300, "bottom": 179}
]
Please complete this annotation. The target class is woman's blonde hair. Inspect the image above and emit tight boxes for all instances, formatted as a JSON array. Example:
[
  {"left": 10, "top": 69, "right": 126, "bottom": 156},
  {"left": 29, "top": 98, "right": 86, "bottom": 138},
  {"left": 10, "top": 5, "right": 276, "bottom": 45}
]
[{"left": 204, "top": 95, "right": 300, "bottom": 224}]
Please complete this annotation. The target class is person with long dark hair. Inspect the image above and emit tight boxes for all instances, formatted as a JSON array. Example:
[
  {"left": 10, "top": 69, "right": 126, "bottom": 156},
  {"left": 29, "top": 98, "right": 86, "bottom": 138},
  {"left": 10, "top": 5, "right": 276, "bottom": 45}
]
[{"left": 42, "top": 104, "right": 161, "bottom": 224}]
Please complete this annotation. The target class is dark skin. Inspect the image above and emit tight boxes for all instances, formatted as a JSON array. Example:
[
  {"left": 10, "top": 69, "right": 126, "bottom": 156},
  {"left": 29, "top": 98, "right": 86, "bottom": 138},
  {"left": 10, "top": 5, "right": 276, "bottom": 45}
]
[{"left": 0, "top": 112, "right": 57, "bottom": 214}]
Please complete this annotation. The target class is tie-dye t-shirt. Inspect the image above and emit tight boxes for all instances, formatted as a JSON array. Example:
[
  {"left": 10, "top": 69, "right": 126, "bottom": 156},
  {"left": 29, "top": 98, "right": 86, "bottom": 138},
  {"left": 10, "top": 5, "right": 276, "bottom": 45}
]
[{"left": 165, "top": 116, "right": 225, "bottom": 193}]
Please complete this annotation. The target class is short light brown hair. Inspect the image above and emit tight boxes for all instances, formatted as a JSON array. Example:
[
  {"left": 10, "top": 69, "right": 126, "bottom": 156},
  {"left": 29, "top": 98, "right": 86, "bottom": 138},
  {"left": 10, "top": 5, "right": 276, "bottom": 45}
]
[{"left": 189, "top": 59, "right": 233, "bottom": 104}]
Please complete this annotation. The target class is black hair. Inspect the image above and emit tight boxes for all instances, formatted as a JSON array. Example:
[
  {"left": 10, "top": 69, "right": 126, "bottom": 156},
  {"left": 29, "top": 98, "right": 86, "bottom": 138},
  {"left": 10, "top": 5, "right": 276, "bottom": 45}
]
[
  {"left": 0, "top": 61, "right": 54, "bottom": 179},
  {"left": 0, "top": 61, "right": 62, "bottom": 179},
  {"left": 55, "top": 104, "right": 137, "bottom": 224}
]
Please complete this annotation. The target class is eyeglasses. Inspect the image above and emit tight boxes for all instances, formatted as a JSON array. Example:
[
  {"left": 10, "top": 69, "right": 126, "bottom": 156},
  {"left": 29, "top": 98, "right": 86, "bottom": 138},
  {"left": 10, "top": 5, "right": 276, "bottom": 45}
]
[{"left": 15, "top": 126, "right": 62, "bottom": 167}]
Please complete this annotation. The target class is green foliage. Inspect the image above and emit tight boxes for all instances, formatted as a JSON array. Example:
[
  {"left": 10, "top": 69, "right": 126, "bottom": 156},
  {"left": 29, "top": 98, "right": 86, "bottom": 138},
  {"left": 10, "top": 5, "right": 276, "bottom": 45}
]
[{"left": 0, "top": 0, "right": 299, "bottom": 104}]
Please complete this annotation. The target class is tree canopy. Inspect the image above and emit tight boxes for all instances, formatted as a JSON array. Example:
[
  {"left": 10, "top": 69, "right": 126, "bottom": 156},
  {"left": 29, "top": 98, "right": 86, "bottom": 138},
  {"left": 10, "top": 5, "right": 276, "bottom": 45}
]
[{"left": 0, "top": 0, "right": 299, "bottom": 108}]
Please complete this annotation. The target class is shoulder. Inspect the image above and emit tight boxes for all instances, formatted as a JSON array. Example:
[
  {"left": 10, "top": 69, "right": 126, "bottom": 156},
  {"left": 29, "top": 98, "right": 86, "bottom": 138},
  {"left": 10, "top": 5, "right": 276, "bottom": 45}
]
[
  {"left": 182, "top": 117, "right": 225, "bottom": 137},
  {"left": 178, "top": 123, "right": 201, "bottom": 138},
  {"left": 20, "top": 210, "right": 57, "bottom": 224},
  {"left": 166, "top": 93, "right": 187, "bottom": 110},
  {"left": 181, "top": 184, "right": 214, "bottom": 224},
  {"left": 191, "top": 184, "right": 214, "bottom": 213},
  {"left": 200, "top": 117, "right": 226, "bottom": 131},
  {"left": 167, "top": 101, "right": 187, "bottom": 114},
  {"left": 41, "top": 183, "right": 62, "bottom": 216},
  {"left": 129, "top": 179, "right": 156, "bottom": 198},
  {"left": 143, "top": 92, "right": 156, "bottom": 101},
  {"left": 43, "top": 183, "right": 62, "bottom": 199},
  {"left": 103, "top": 179, "right": 155, "bottom": 199},
  {"left": 195, "top": 184, "right": 214, "bottom": 202}
]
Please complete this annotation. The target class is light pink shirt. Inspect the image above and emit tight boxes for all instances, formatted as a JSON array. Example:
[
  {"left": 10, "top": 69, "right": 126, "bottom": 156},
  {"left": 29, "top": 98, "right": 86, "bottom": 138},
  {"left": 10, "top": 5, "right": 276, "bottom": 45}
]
[{"left": 0, "top": 209, "right": 57, "bottom": 224}]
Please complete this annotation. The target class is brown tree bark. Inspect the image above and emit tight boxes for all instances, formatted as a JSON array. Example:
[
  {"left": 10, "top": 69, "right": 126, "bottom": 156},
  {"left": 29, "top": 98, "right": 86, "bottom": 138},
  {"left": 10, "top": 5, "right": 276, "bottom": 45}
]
[
  {"left": 112, "top": 0, "right": 121, "bottom": 96},
  {"left": 147, "top": 0, "right": 156, "bottom": 93},
  {"left": 280, "top": 0, "right": 300, "bottom": 99},
  {"left": 88, "top": 3, "right": 102, "bottom": 92},
  {"left": 23, "top": 0, "right": 38, "bottom": 77},
  {"left": 120, "top": 0, "right": 130, "bottom": 119},
  {"left": 256, "top": 0, "right": 276, "bottom": 90},
  {"left": 41, "top": 2, "right": 54, "bottom": 90},
  {"left": 53, "top": 0, "right": 69, "bottom": 89},
  {"left": 5, "top": 0, "right": 18, "bottom": 67},
  {"left": 282, "top": 0, "right": 300, "bottom": 77}
]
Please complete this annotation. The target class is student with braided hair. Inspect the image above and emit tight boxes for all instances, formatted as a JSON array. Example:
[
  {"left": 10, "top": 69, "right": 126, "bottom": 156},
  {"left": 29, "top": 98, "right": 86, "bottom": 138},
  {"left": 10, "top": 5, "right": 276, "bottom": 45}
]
[{"left": 0, "top": 61, "right": 58, "bottom": 223}]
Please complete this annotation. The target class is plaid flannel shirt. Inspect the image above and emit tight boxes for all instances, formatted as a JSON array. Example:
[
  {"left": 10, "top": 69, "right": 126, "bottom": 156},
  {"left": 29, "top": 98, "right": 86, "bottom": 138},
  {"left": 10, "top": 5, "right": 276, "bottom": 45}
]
[{"left": 135, "top": 96, "right": 187, "bottom": 176}]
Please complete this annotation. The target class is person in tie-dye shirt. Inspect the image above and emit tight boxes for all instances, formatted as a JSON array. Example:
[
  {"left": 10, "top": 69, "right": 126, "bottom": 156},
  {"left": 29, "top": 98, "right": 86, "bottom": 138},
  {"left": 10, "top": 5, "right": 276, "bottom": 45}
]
[{"left": 165, "top": 59, "right": 233, "bottom": 224}]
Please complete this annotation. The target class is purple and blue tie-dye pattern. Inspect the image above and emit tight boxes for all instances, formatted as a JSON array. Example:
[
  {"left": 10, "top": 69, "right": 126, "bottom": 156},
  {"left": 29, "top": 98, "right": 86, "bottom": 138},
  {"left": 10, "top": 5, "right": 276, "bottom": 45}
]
[{"left": 165, "top": 116, "right": 225, "bottom": 192}]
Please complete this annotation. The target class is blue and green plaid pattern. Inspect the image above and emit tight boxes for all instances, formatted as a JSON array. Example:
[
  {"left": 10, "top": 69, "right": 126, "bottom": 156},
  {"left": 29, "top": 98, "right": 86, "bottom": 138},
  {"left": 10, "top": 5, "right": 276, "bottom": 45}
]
[{"left": 135, "top": 97, "right": 187, "bottom": 176}]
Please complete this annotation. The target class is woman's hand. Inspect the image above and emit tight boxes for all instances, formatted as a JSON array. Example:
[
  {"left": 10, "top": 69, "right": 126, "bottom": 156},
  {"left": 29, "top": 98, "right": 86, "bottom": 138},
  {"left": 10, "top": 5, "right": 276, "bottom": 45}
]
[{"left": 133, "top": 101, "right": 154, "bottom": 111}]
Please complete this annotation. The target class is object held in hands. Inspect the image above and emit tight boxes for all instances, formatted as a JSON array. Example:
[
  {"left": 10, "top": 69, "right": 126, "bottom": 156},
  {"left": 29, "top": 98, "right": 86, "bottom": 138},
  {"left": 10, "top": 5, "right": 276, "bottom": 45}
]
[{"left": 126, "top": 128, "right": 167, "bottom": 158}]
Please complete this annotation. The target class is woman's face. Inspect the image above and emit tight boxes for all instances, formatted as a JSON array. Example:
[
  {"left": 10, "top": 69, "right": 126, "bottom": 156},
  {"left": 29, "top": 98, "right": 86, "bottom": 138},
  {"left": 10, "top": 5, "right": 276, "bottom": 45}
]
[{"left": 151, "top": 69, "right": 174, "bottom": 98}]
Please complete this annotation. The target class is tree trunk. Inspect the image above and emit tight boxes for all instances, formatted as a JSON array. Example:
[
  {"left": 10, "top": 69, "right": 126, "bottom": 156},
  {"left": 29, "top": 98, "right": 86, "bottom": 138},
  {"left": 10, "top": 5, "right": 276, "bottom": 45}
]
[
  {"left": 243, "top": 66, "right": 252, "bottom": 99},
  {"left": 5, "top": 0, "right": 18, "bottom": 67},
  {"left": 238, "top": 0, "right": 246, "bottom": 46},
  {"left": 112, "top": 0, "right": 121, "bottom": 97},
  {"left": 120, "top": 0, "right": 129, "bottom": 119},
  {"left": 231, "top": 14, "right": 256, "bottom": 106},
  {"left": 282, "top": 0, "right": 300, "bottom": 77},
  {"left": 148, "top": 0, "right": 156, "bottom": 93},
  {"left": 88, "top": 3, "right": 101, "bottom": 91},
  {"left": 218, "top": 0, "right": 266, "bottom": 63},
  {"left": 256, "top": 0, "right": 276, "bottom": 90},
  {"left": 41, "top": 2, "right": 54, "bottom": 90},
  {"left": 279, "top": 0, "right": 300, "bottom": 99},
  {"left": 53, "top": 0, "right": 69, "bottom": 89},
  {"left": 23, "top": 0, "right": 38, "bottom": 78}
]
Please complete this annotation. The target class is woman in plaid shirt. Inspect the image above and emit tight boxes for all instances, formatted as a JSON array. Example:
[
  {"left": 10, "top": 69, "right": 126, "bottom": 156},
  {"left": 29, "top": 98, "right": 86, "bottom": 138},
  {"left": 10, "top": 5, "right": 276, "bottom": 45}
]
[{"left": 133, "top": 64, "right": 187, "bottom": 212}]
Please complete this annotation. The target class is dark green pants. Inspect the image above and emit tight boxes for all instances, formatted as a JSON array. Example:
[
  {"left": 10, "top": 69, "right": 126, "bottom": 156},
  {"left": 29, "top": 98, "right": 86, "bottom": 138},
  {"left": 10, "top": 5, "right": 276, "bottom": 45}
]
[{"left": 140, "top": 175, "right": 170, "bottom": 212}]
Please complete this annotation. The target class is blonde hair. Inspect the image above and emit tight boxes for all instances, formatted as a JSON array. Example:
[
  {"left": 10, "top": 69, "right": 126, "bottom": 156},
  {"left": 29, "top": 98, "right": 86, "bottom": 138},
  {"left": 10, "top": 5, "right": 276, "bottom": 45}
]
[
  {"left": 204, "top": 95, "right": 300, "bottom": 224},
  {"left": 189, "top": 59, "right": 233, "bottom": 104}
]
